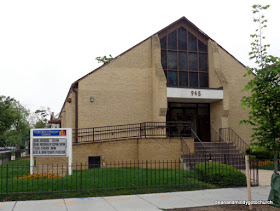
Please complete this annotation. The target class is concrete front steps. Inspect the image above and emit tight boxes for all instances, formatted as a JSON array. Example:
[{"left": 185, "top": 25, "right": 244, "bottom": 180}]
[{"left": 181, "top": 142, "right": 245, "bottom": 170}]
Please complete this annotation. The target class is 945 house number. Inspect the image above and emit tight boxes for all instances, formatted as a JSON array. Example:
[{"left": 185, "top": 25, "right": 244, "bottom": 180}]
[{"left": 191, "top": 91, "right": 201, "bottom": 96}]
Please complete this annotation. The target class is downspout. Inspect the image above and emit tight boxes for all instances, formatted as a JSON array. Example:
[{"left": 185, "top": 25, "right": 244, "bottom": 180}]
[{"left": 72, "top": 84, "right": 78, "bottom": 143}]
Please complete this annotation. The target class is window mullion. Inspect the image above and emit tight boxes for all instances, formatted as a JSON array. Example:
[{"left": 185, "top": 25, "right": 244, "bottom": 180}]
[
  {"left": 197, "top": 38, "right": 200, "bottom": 88},
  {"left": 176, "top": 29, "right": 179, "bottom": 87}
]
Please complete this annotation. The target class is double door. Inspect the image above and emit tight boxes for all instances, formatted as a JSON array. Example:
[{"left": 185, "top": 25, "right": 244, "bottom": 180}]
[{"left": 167, "top": 103, "right": 210, "bottom": 142}]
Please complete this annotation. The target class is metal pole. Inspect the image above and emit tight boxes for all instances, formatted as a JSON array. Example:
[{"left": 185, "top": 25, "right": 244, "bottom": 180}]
[{"left": 245, "top": 155, "right": 252, "bottom": 211}]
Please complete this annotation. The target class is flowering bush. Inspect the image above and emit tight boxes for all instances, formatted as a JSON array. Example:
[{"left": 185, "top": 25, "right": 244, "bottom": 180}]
[
  {"left": 251, "top": 160, "right": 273, "bottom": 167},
  {"left": 14, "top": 173, "right": 61, "bottom": 179}
]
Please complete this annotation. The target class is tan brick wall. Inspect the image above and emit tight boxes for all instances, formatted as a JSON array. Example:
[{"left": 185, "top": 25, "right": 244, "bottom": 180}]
[
  {"left": 72, "top": 137, "right": 194, "bottom": 164},
  {"left": 78, "top": 38, "right": 155, "bottom": 128},
  {"left": 208, "top": 40, "right": 254, "bottom": 144},
  {"left": 60, "top": 91, "right": 75, "bottom": 129},
  {"left": 151, "top": 35, "right": 168, "bottom": 122},
  {"left": 35, "top": 157, "right": 69, "bottom": 176},
  {"left": 60, "top": 35, "right": 167, "bottom": 129},
  {"left": 35, "top": 137, "right": 194, "bottom": 170}
]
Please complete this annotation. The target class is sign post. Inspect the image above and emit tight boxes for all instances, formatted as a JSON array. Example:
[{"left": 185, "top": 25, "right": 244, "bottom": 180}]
[{"left": 30, "top": 128, "right": 72, "bottom": 175}]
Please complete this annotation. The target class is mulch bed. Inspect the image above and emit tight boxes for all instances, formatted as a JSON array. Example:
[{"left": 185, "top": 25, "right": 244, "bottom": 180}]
[{"left": 167, "top": 204, "right": 279, "bottom": 211}]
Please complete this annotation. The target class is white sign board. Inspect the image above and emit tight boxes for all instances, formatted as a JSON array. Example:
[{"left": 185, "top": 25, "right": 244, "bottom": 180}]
[
  {"left": 33, "top": 138, "right": 67, "bottom": 155},
  {"left": 30, "top": 128, "right": 72, "bottom": 175}
]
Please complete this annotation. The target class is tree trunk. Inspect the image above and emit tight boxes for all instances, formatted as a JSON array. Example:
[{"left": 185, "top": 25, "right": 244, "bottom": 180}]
[{"left": 274, "top": 152, "right": 278, "bottom": 174}]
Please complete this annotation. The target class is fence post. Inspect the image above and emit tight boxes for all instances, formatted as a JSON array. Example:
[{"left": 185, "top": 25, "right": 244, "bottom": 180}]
[
  {"left": 92, "top": 128, "right": 95, "bottom": 142},
  {"left": 140, "top": 123, "right": 142, "bottom": 138},
  {"left": 204, "top": 153, "right": 207, "bottom": 183},
  {"left": 167, "top": 122, "right": 170, "bottom": 137},
  {"left": 75, "top": 129, "right": 78, "bottom": 143},
  {"left": 80, "top": 163, "right": 82, "bottom": 191},
  {"left": 224, "top": 154, "right": 227, "bottom": 165},
  {"left": 146, "top": 160, "right": 148, "bottom": 186},
  {"left": 144, "top": 123, "right": 146, "bottom": 138},
  {"left": 6, "top": 164, "right": 8, "bottom": 194}
]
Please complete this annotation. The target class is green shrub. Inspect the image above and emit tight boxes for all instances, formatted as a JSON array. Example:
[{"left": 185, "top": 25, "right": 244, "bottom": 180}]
[
  {"left": 194, "top": 162, "right": 246, "bottom": 187},
  {"left": 246, "top": 148, "right": 274, "bottom": 159}
]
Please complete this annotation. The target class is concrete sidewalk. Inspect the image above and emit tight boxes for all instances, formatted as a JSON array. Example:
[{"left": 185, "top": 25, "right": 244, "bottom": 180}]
[{"left": 0, "top": 186, "right": 271, "bottom": 211}]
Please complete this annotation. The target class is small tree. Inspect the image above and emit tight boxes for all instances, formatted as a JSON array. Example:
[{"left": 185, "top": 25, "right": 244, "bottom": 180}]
[
  {"left": 241, "top": 4, "right": 280, "bottom": 173},
  {"left": 0, "top": 96, "right": 30, "bottom": 147},
  {"left": 29, "top": 108, "right": 51, "bottom": 128},
  {"left": 95, "top": 54, "right": 113, "bottom": 64}
]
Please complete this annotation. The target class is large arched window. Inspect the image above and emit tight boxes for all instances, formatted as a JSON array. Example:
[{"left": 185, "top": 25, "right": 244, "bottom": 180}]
[{"left": 160, "top": 27, "right": 208, "bottom": 88}]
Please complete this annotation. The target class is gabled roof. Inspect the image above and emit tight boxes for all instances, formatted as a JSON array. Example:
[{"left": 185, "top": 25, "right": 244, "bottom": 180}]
[{"left": 59, "top": 16, "right": 247, "bottom": 117}]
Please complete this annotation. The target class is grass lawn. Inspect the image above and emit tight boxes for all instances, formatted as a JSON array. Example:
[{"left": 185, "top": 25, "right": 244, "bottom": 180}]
[{"left": 0, "top": 159, "right": 217, "bottom": 201}]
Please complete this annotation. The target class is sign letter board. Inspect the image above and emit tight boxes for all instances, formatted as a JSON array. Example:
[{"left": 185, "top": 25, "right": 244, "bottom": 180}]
[
  {"left": 30, "top": 128, "right": 72, "bottom": 175},
  {"left": 32, "top": 129, "right": 67, "bottom": 156}
]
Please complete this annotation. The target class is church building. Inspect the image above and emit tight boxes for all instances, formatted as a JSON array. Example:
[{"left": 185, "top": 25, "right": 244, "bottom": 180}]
[{"left": 49, "top": 17, "right": 253, "bottom": 166}]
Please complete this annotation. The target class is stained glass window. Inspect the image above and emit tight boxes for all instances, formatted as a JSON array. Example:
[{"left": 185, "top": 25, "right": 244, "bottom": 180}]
[
  {"left": 189, "top": 53, "right": 198, "bottom": 70},
  {"left": 161, "top": 51, "right": 167, "bottom": 69},
  {"left": 168, "top": 52, "right": 177, "bottom": 69},
  {"left": 179, "top": 72, "right": 188, "bottom": 87},
  {"left": 188, "top": 33, "right": 197, "bottom": 51},
  {"left": 178, "top": 27, "right": 187, "bottom": 50},
  {"left": 189, "top": 72, "right": 198, "bottom": 87},
  {"left": 179, "top": 52, "right": 188, "bottom": 70},
  {"left": 168, "top": 71, "right": 177, "bottom": 87},
  {"left": 199, "top": 53, "right": 207, "bottom": 71},
  {"left": 160, "top": 26, "right": 208, "bottom": 88},
  {"left": 168, "top": 31, "right": 177, "bottom": 50}
]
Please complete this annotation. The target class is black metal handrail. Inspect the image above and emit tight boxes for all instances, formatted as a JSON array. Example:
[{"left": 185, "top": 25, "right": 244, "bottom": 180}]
[
  {"left": 219, "top": 128, "right": 249, "bottom": 153},
  {"left": 190, "top": 128, "right": 206, "bottom": 156},
  {"left": 211, "top": 124, "right": 230, "bottom": 157},
  {"left": 181, "top": 136, "right": 191, "bottom": 155},
  {"left": 73, "top": 122, "right": 192, "bottom": 143}
]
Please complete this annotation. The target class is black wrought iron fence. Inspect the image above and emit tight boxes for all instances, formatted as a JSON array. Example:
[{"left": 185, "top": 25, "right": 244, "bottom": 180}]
[
  {"left": 0, "top": 149, "right": 29, "bottom": 166},
  {"left": 0, "top": 152, "right": 11, "bottom": 165},
  {"left": 73, "top": 122, "right": 192, "bottom": 143},
  {"left": 0, "top": 157, "right": 258, "bottom": 195}
]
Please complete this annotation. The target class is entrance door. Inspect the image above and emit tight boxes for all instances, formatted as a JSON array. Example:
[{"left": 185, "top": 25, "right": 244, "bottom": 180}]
[
  {"left": 167, "top": 103, "right": 210, "bottom": 141},
  {"left": 198, "top": 116, "right": 210, "bottom": 142}
]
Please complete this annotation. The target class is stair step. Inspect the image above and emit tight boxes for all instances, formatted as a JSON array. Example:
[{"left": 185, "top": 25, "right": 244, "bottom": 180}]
[
  {"left": 195, "top": 146, "right": 237, "bottom": 149},
  {"left": 195, "top": 142, "right": 235, "bottom": 147},
  {"left": 195, "top": 148, "right": 240, "bottom": 152},
  {"left": 181, "top": 141, "right": 245, "bottom": 170},
  {"left": 181, "top": 154, "right": 244, "bottom": 159}
]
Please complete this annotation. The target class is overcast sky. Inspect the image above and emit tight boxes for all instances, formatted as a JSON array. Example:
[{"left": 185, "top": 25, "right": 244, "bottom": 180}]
[{"left": 1, "top": 0, "right": 280, "bottom": 116}]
